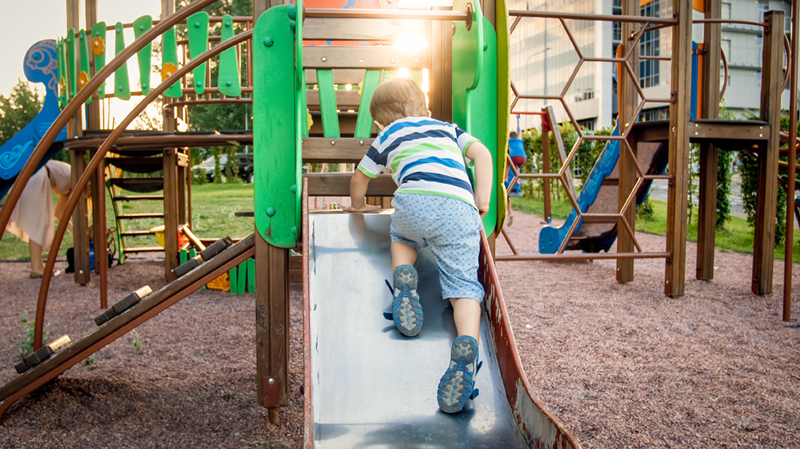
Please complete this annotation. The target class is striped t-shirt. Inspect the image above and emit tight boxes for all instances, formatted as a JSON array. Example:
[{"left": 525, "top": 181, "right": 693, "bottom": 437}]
[{"left": 357, "top": 117, "right": 480, "bottom": 209}]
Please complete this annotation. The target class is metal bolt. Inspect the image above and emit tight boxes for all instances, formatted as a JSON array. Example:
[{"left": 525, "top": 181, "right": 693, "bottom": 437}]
[
  {"left": 672, "top": 126, "right": 676, "bottom": 133},
  {"left": 321, "top": 56, "right": 327, "bottom": 62},
  {"left": 759, "top": 134, "right": 763, "bottom": 137},
  {"left": 695, "top": 123, "right": 699, "bottom": 127},
  {"left": 263, "top": 37, "right": 274, "bottom": 47},
  {"left": 390, "top": 58, "right": 396, "bottom": 63},
  {"left": 268, "top": 378, "right": 275, "bottom": 385},
  {"left": 359, "top": 140, "right": 364, "bottom": 146},
  {"left": 695, "top": 131, "right": 698, "bottom": 135},
  {"left": 330, "top": 140, "right": 336, "bottom": 146}
]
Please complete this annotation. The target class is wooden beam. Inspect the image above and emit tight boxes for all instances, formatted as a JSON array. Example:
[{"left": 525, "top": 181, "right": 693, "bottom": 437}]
[
  {"left": 752, "top": 11, "right": 784, "bottom": 295},
  {"left": 303, "top": 18, "right": 429, "bottom": 41},
  {"left": 696, "top": 0, "right": 722, "bottom": 281},
  {"left": 70, "top": 149, "right": 90, "bottom": 284},
  {"left": 303, "top": 46, "right": 429, "bottom": 70},
  {"left": 305, "top": 173, "right": 396, "bottom": 197},
  {"left": 665, "top": 0, "right": 694, "bottom": 297},
  {"left": 540, "top": 125, "right": 552, "bottom": 222},
  {"left": 307, "top": 89, "right": 364, "bottom": 110},
  {"left": 617, "top": 0, "right": 640, "bottom": 284},
  {"left": 305, "top": 69, "right": 366, "bottom": 85},
  {"left": 255, "top": 231, "right": 290, "bottom": 424},
  {"left": 163, "top": 148, "right": 180, "bottom": 278},
  {"left": 302, "top": 137, "right": 373, "bottom": 163}
]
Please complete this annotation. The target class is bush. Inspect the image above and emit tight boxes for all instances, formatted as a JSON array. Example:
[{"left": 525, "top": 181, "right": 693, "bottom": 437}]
[
  {"left": 192, "top": 168, "right": 208, "bottom": 185},
  {"left": 18, "top": 311, "right": 48, "bottom": 359}
]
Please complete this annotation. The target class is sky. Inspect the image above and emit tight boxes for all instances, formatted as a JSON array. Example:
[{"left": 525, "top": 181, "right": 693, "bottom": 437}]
[{"left": 0, "top": 0, "right": 162, "bottom": 127}]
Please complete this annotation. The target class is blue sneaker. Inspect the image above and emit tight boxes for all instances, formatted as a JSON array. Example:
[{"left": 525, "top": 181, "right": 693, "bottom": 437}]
[
  {"left": 392, "top": 265, "right": 422, "bottom": 337},
  {"left": 437, "top": 335, "right": 478, "bottom": 413}
]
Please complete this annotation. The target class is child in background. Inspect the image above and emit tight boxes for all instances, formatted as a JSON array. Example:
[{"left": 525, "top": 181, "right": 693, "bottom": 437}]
[
  {"left": 505, "top": 131, "right": 527, "bottom": 196},
  {"left": 345, "top": 78, "right": 493, "bottom": 414}
]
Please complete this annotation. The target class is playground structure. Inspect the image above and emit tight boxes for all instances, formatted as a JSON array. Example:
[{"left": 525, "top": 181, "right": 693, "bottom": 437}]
[{"left": 0, "top": 0, "right": 796, "bottom": 447}]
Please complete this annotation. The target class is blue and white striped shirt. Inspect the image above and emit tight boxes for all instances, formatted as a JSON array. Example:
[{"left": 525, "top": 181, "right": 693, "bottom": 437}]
[{"left": 357, "top": 117, "right": 480, "bottom": 209}]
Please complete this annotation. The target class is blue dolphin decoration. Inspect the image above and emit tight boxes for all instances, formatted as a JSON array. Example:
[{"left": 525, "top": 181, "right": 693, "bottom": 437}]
[{"left": 0, "top": 40, "right": 68, "bottom": 198}]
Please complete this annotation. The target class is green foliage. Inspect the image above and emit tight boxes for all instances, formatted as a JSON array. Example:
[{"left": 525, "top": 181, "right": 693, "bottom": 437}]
[
  {"left": 192, "top": 167, "right": 208, "bottom": 185},
  {"left": 740, "top": 150, "right": 787, "bottom": 246},
  {"left": 18, "top": 311, "right": 49, "bottom": 359},
  {"left": 212, "top": 147, "right": 223, "bottom": 183},
  {"left": 716, "top": 150, "right": 733, "bottom": 228},
  {"left": 687, "top": 144, "right": 700, "bottom": 224},
  {"left": 82, "top": 356, "right": 95, "bottom": 366},
  {"left": 130, "top": 329, "right": 144, "bottom": 356},
  {"left": 224, "top": 146, "right": 240, "bottom": 183},
  {"left": 0, "top": 80, "right": 42, "bottom": 146},
  {"left": 636, "top": 191, "right": 655, "bottom": 221}
]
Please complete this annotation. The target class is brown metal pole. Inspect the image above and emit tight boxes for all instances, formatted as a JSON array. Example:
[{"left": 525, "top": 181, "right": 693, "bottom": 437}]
[
  {"left": 785, "top": 0, "right": 799, "bottom": 321},
  {"left": 304, "top": 8, "right": 469, "bottom": 21},
  {"left": 0, "top": 0, "right": 219, "bottom": 239},
  {"left": 29, "top": 30, "right": 253, "bottom": 350},
  {"left": 541, "top": 118, "right": 552, "bottom": 222},
  {"left": 95, "top": 156, "right": 108, "bottom": 310}
]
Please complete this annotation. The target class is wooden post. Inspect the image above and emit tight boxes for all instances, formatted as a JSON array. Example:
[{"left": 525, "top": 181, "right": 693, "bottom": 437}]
[
  {"left": 617, "top": 0, "right": 639, "bottom": 284},
  {"left": 541, "top": 124, "right": 552, "bottom": 222},
  {"left": 70, "top": 149, "right": 90, "bottom": 284},
  {"left": 66, "top": 0, "right": 82, "bottom": 139},
  {"left": 429, "top": 18, "right": 453, "bottom": 123},
  {"left": 752, "top": 11, "right": 784, "bottom": 295},
  {"left": 696, "top": 0, "right": 722, "bottom": 281},
  {"left": 161, "top": 0, "right": 177, "bottom": 134},
  {"left": 94, "top": 154, "right": 107, "bottom": 309},
  {"left": 665, "top": 0, "right": 694, "bottom": 297},
  {"left": 255, "top": 231, "right": 290, "bottom": 424},
  {"left": 177, "top": 150, "right": 187, "bottom": 226},
  {"left": 163, "top": 148, "right": 180, "bottom": 278},
  {"left": 784, "top": 0, "right": 799, "bottom": 321}
]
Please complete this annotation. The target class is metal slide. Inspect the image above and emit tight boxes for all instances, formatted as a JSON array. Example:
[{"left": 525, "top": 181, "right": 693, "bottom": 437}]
[
  {"left": 304, "top": 212, "right": 581, "bottom": 448},
  {"left": 0, "top": 233, "right": 255, "bottom": 422}
]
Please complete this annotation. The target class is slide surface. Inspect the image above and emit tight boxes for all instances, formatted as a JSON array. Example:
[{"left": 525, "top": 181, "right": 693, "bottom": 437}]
[{"left": 305, "top": 212, "right": 579, "bottom": 448}]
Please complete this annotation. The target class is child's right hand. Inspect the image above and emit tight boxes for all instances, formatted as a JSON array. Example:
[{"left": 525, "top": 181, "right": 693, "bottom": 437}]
[{"left": 344, "top": 204, "right": 381, "bottom": 214}]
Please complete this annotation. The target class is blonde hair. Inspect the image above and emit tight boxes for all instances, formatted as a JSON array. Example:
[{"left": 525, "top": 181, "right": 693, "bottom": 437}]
[{"left": 369, "top": 77, "right": 427, "bottom": 126}]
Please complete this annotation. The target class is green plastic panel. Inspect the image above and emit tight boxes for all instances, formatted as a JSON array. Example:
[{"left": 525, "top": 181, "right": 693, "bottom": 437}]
[
  {"left": 354, "top": 70, "right": 380, "bottom": 138},
  {"left": 187, "top": 12, "right": 209, "bottom": 95},
  {"left": 91, "top": 22, "right": 107, "bottom": 99},
  {"left": 113, "top": 22, "right": 131, "bottom": 100},
  {"left": 218, "top": 15, "right": 241, "bottom": 97},
  {"left": 67, "top": 29, "right": 76, "bottom": 99},
  {"left": 494, "top": 0, "right": 510, "bottom": 232},
  {"left": 253, "top": 5, "right": 298, "bottom": 248},
  {"left": 451, "top": 0, "right": 483, "bottom": 132},
  {"left": 133, "top": 15, "right": 153, "bottom": 95},
  {"left": 237, "top": 262, "right": 247, "bottom": 293},
  {"left": 79, "top": 29, "right": 92, "bottom": 104},
  {"left": 294, "top": 2, "right": 304, "bottom": 230},
  {"left": 316, "top": 70, "right": 340, "bottom": 138},
  {"left": 57, "top": 39, "right": 67, "bottom": 108},
  {"left": 161, "top": 27, "right": 182, "bottom": 98},
  {"left": 468, "top": 18, "right": 498, "bottom": 234},
  {"left": 229, "top": 267, "right": 238, "bottom": 294},
  {"left": 247, "top": 258, "right": 255, "bottom": 293},
  {"left": 180, "top": 249, "right": 188, "bottom": 264}
]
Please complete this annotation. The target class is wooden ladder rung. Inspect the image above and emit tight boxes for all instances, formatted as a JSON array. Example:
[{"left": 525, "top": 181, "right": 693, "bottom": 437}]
[
  {"left": 120, "top": 230, "right": 154, "bottom": 237},
  {"left": 303, "top": 18, "right": 429, "bottom": 42},
  {"left": 117, "top": 213, "right": 165, "bottom": 219},
  {"left": 303, "top": 46, "right": 428, "bottom": 69},
  {"left": 113, "top": 195, "right": 164, "bottom": 201},
  {"left": 121, "top": 246, "right": 164, "bottom": 253},
  {"left": 304, "top": 173, "right": 395, "bottom": 197},
  {"left": 302, "top": 137, "right": 375, "bottom": 163}
]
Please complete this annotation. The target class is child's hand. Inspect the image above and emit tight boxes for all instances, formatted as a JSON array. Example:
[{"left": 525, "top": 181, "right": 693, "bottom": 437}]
[
  {"left": 477, "top": 201, "right": 489, "bottom": 217},
  {"left": 344, "top": 204, "right": 381, "bottom": 214}
]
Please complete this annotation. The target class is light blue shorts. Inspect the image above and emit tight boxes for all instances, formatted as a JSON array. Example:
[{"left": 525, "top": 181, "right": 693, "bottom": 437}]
[{"left": 390, "top": 193, "right": 485, "bottom": 303}]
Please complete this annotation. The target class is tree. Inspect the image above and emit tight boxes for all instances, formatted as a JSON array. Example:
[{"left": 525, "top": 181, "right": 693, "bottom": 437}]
[{"left": 0, "top": 80, "right": 42, "bottom": 147}]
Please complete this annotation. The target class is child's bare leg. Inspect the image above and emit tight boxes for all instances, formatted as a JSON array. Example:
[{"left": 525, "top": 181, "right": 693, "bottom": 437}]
[
  {"left": 391, "top": 241, "right": 422, "bottom": 336},
  {"left": 391, "top": 242, "right": 417, "bottom": 270},
  {"left": 449, "top": 297, "right": 481, "bottom": 343},
  {"left": 29, "top": 240, "right": 44, "bottom": 277}
]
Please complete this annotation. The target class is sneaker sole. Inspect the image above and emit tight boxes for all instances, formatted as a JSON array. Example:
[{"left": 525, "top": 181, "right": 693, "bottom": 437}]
[
  {"left": 393, "top": 266, "right": 422, "bottom": 337},
  {"left": 437, "top": 338, "right": 478, "bottom": 413}
]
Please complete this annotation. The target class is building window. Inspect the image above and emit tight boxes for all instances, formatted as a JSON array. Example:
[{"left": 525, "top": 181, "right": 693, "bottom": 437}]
[
  {"left": 758, "top": 3, "right": 768, "bottom": 22},
  {"left": 722, "top": 2, "right": 732, "bottom": 20},
  {"left": 639, "top": 0, "right": 660, "bottom": 88},
  {"left": 639, "top": 106, "right": 669, "bottom": 122},
  {"left": 577, "top": 118, "right": 596, "bottom": 132},
  {"left": 612, "top": 0, "right": 622, "bottom": 46},
  {"left": 722, "top": 39, "right": 731, "bottom": 62}
]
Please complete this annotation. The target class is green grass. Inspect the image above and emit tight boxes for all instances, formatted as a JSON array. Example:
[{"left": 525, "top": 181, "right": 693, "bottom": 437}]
[
  {"left": 1, "top": 182, "right": 255, "bottom": 261},
  {"left": 510, "top": 195, "right": 800, "bottom": 263}
]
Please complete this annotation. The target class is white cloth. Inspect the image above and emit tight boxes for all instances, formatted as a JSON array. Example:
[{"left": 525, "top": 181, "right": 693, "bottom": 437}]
[{"left": 6, "top": 160, "right": 71, "bottom": 251}]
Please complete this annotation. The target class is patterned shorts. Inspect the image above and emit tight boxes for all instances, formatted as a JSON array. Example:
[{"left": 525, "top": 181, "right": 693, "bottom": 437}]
[{"left": 390, "top": 193, "right": 485, "bottom": 303}]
